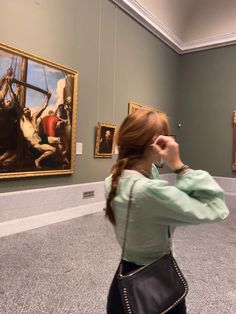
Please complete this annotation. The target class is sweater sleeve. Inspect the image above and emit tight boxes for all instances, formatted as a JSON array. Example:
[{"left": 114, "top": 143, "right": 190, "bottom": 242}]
[{"left": 137, "top": 170, "right": 229, "bottom": 226}]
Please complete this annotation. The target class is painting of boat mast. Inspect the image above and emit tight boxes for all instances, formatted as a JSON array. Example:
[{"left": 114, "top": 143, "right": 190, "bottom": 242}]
[{"left": 0, "top": 43, "right": 78, "bottom": 179}]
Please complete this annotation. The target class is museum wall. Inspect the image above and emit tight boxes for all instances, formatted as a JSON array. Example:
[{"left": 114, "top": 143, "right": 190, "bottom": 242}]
[
  {"left": 0, "top": 0, "right": 180, "bottom": 192},
  {"left": 178, "top": 45, "right": 236, "bottom": 178}
]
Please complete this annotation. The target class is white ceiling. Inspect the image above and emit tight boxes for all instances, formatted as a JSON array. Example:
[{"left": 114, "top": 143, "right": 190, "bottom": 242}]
[{"left": 112, "top": 0, "right": 236, "bottom": 54}]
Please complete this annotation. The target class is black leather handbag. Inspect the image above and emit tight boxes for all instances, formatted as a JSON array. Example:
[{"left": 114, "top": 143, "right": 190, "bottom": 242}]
[{"left": 117, "top": 180, "right": 188, "bottom": 314}]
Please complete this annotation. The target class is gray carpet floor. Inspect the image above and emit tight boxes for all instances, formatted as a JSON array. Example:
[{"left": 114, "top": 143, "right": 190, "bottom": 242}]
[{"left": 0, "top": 207, "right": 235, "bottom": 314}]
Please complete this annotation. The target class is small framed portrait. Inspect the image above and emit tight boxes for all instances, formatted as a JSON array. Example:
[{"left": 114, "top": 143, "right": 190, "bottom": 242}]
[
  {"left": 95, "top": 122, "right": 116, "bottom": 158},
  {"left": 232, "top": 111, "right": 236, "bottom": 171}
]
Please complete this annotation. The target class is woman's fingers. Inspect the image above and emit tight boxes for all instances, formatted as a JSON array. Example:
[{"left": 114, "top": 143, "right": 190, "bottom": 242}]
[
  {"left": 150, "top": 135, "right": 183, "bottom": 170},
  {"left": 151, "top": 135, "right": 175, "bottom": 152}
]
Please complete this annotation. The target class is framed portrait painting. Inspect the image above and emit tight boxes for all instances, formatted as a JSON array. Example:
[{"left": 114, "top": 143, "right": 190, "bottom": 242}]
[
  {"left": 233, "top": 111, "right": 236, "bottom": 171},
  {"left": 0, "top": 43, "right": 78, "bottom": 179},
  {"left": 95, "top": 122, "right": 116, "bottom": 158}
]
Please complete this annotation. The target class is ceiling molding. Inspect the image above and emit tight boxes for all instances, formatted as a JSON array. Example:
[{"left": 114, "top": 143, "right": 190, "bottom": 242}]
[
  {"left": 182, "top": 33, "right": 236, "bottom": 54},
  {"left": 111, "top": 0, "right": 182, "bottom": 53},
  {"left": 111, "top": 0, "right": 236, "bottom": 54}
]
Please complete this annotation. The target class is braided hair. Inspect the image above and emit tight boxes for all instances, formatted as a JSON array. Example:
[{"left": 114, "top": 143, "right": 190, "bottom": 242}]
[{"left": 105, "top": 109, "right": 170, "bottom": 225}]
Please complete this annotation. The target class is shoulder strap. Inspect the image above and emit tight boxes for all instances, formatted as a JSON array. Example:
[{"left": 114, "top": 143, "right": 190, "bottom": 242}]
[
  {"left": 167, "top": 226, "right": 172, "bottom": 254},
  {"left": 120, "top": 180, "right": 138, "bottom": 260},
  {"left": 120, "top": 179, "right": 172, "bottom": 265}
]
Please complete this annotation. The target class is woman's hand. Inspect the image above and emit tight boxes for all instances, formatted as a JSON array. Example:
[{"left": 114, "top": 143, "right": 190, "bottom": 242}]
[{"left": 150, "top": 135, "right": 184, "bottom": 171}]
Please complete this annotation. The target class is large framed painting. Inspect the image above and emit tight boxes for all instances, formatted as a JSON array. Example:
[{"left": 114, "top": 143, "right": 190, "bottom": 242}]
[
  {"left": 233, "top": 111, "right": 236, "bottom": 171},
  {"left": 0, "top": 43, "right": 78, "bottom": 179},
  {"left": 95, "top": 122, "right": 116, "bottom": 158}
]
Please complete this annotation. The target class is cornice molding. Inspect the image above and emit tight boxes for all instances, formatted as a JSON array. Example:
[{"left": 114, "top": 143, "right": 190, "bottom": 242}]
[
  {"left": 111, "top": 0, "right": 182, "bottom": 53},
  {"left": 182, "top": 33, "right": 236, "bottom": 54},
  {"left": 111, "top": 0, "right": 236, "bottom": 54}
]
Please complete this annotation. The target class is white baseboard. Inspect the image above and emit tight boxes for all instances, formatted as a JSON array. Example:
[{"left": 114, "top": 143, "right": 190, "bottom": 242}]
[
  {"left": 0, "top": 174, "right": 235, "bottom": 238},
  {"left": 0, "top": 181, "right": 105, "bottom": 223},
  {"left": 0, "top": 201, "right": 105, "bottom": 238}
]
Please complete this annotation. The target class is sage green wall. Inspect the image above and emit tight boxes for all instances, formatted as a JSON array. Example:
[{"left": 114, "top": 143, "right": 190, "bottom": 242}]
[
  {"left": 0, "top": 0, "right": 180, "bottom": 192},
  {"left": 178, "top": 46, "right": 236, "bottom": 177}
]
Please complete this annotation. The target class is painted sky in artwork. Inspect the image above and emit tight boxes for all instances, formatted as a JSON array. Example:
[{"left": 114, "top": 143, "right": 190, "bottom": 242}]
[
  {"left": 0, "top": 50, "right": 13, "bottom": 76},
  {"left": 26, "top": 60, "right": 65, "bottom": 110},
  {"left": 0, "top": 49, "right": 68, "bottom": 116}
]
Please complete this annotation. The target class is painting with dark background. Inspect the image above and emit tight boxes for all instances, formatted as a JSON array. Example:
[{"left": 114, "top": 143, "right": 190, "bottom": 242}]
[
  {"left": 233, "top": 111, "right": 236, "bottom": 171},
  {"left": 95, "top": 122, "right": 116, "bottom": 158},
  {"left": 0, "top": 43, "right": 78, "bottom": 179}
]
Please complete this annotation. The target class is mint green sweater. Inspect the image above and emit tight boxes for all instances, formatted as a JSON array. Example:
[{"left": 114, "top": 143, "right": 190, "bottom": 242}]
[{"left": 104, "top": 166, "right": 229, "bottom": 265}]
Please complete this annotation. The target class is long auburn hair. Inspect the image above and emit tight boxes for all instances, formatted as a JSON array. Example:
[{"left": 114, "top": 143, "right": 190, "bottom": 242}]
[{"left": 105, "top": 109, "right": 170, "bottom": 225}]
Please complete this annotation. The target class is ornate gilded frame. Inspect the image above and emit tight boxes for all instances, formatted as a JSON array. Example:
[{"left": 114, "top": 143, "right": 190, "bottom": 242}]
[
  {"left": 233, "top": 111, "right": 236, "bottom": 171},
  {"left": 128, "top": 101, "right": 154, "bottom": 114},
  {"left": 0, "top": 42, "right": 78, "bottom": 179},
  {"left": 94, "top": 122, "right": 116, "bottom": 158},
  {"left": 128, "top": 101, "right": 167, "bottom": 115}
]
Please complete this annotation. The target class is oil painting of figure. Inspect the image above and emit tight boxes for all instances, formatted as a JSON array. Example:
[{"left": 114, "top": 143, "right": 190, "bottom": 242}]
[
  {"left": 95, "top": 123, "right": 116, "bottom": 158},
  {"left": 0, "top": 46, "right": 77, "bottom": 178}
]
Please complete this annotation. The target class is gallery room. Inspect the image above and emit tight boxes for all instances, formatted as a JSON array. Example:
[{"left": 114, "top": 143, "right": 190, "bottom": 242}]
[{"left": 0, "top": 0, "right": 235, "bottom": 313}]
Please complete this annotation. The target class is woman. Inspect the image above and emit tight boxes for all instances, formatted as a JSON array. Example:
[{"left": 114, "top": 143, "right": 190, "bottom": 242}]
[{"left": 104, "top": 109, "right": 229, "bottom": 314}]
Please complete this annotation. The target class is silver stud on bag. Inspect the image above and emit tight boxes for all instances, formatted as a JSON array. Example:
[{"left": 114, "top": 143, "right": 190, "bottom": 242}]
[{"left": 123, "top": 288, "right": 133, "bottom": 313}]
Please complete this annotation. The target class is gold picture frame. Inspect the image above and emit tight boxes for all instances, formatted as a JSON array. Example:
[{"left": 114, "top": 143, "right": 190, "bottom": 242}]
[
  {"left": 128, "top": 101, "right": 170, "bottom": 168},
  {"left": 232, "top": 111, "right": 236, "bottom": 171},
  {"left": 95, "top": 122, "right": 116, "bottom": 158},
  {"left": 128, "top": 101, "right": 167, "bottom": 116},
  {"left": 0, "top": 42, "right": 78, "bottom": 179},
  {"left": 128, "top": 101, "right": 154, "bottom": 114}
]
